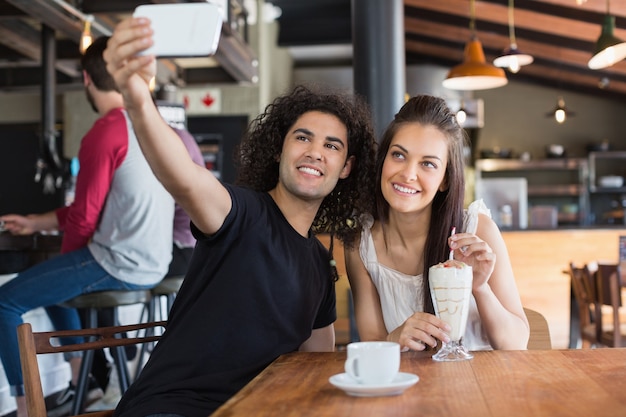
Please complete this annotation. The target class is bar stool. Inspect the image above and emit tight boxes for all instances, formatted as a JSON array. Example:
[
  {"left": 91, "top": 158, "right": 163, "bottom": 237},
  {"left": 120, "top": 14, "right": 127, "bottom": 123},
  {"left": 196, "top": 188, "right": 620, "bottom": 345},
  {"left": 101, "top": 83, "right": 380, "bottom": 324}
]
[
  {"left": 135, "top": 275, "right": 184, "bottom": 379},
  {"left": 150, "top": 275, "right": 184, "bottom": 318},
  {"left": 60, "top": 289, "right": 152, "bottom": 415}
]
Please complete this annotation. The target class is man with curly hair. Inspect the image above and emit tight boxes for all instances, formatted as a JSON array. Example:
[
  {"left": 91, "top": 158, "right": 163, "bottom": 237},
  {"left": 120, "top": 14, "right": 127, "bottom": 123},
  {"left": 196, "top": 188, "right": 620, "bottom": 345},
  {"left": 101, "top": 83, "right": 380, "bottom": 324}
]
[{"left": 104, "top": 17, "right": 377, "bottom": 417}]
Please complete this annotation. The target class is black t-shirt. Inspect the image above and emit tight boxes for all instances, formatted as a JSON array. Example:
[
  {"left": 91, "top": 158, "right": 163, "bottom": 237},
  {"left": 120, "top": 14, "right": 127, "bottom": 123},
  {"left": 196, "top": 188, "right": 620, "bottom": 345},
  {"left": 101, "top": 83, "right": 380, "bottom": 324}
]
[{"left": 114, "top": 185, "right": 336, "bottom": 417}]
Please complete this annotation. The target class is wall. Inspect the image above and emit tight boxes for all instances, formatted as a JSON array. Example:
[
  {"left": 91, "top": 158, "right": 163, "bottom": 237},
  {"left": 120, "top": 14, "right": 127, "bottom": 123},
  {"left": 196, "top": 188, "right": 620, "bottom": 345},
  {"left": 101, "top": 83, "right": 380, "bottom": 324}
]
[
  {"left": 63, "top": 90, "right": 99, "bottom": 158},
  {"left": 0, "top": 92, "right": 63, "bottom": 125},
  {"left": 477, "top": 81, "right": 626, "bottom": 159}
]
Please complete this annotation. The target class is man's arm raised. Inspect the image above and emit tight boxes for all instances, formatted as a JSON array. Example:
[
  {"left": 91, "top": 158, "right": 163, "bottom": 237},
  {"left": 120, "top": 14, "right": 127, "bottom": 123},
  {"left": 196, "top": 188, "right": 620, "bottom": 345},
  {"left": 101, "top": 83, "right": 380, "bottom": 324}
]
[{"left": 103, "top": 18, "right": 231, "bottom": 235}]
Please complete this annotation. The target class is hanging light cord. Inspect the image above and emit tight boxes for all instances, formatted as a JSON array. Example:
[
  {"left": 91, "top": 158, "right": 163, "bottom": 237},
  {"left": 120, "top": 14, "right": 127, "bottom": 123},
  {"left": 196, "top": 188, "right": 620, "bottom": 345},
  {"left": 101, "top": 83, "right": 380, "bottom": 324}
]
[
  {"left": 469, "top": 0, "right": 476, "bottom": 36},
  {"left": 508, "top": 0, "right": 517, "bottom": 45},
  {"left": 49, "top": 0, "right": 111, "bottom": 36}
]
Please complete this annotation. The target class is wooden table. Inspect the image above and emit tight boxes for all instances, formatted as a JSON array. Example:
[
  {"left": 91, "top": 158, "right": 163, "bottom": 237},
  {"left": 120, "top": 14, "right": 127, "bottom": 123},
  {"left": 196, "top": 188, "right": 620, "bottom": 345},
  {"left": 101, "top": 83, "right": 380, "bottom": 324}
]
[{"left": 212, "top": 349, "right": 626, "bottom": 417}]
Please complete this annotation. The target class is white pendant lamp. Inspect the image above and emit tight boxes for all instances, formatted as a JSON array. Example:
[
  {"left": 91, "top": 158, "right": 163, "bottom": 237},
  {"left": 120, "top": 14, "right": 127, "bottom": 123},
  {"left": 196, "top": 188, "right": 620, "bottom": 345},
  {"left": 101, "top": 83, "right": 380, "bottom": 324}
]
[
  {"left": 588, "top": 0, "right": 626, "bottom": 70},
  {"left": 545, "top": 97, "right": 575, "bottom": 124},
  {"left": 456, "top": 106, "right": 468, "bottom": 126},
  {"left": 79, "top": 15, "right": 94, "bottom": 54},
  {"left": 493, "top": 0, "right": 533, "bottom": 73}
]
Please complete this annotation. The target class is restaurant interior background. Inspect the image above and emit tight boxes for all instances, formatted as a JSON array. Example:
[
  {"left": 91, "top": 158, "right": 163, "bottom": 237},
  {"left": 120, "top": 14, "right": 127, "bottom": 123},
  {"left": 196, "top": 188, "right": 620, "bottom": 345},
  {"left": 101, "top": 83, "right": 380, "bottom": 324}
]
[
  {"left": 1, "top": 0, "right": 626, "bottom": 224},
  {"left": 0, "top": 0, "right": 626, "bottom": 370}
]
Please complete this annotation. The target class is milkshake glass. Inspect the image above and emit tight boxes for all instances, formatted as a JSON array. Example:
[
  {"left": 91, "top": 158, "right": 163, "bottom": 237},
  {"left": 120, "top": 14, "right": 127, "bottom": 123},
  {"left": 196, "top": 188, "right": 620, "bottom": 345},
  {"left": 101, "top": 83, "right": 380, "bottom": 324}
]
[{"left": 428, "top": 260, "right": 473, "bottom": 361}]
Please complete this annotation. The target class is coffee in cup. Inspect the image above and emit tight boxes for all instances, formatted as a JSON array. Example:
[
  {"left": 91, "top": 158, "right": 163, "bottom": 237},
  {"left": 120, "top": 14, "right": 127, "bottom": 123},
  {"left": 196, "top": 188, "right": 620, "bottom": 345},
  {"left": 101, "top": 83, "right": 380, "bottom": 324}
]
[{"left": 344, "top": 341, "right": 400, "bottom": 385}]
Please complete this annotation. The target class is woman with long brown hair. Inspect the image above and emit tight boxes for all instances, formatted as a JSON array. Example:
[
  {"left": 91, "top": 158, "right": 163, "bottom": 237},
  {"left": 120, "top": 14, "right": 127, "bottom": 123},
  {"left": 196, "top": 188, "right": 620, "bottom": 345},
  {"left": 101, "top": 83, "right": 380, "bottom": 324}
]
[{"left": 345, "top": 95, "right": 528, "bottom": 352}]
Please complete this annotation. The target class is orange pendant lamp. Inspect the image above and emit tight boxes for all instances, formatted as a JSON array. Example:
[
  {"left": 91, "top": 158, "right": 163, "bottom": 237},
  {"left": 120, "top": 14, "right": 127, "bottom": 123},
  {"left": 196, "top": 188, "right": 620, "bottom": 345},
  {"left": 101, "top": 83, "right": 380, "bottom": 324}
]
[{"left": 442, "top": 0, "right": 508, "bottom": 91}]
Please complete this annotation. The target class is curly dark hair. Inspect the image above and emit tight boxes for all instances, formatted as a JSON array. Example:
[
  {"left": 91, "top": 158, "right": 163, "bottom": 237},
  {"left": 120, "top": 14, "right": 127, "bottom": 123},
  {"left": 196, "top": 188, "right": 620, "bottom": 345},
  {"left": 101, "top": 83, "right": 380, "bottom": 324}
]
[{"left": 235, "top": 84, "right": 377, "bottom": 249}]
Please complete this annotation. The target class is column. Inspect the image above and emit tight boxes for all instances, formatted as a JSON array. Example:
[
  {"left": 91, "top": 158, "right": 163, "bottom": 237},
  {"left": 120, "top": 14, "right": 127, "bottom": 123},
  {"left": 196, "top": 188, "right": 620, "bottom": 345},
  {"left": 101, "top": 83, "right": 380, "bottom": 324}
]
[{"left": 352, "top": 0, "right": 405, "bottom": 138}]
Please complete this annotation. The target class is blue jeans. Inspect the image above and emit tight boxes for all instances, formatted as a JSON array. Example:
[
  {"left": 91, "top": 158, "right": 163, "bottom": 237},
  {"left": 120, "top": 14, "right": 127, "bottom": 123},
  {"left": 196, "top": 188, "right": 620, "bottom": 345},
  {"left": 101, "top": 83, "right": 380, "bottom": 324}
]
[{"left": 0, "top": 247, "right": 152, "bottom": 396}]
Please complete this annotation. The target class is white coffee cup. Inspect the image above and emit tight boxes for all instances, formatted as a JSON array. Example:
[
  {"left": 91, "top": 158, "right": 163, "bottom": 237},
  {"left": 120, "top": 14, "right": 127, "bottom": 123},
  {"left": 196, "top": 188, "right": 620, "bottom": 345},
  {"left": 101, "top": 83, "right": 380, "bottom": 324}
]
[{"left": 344, "top": 341, "right": 400, "bottom": 385}]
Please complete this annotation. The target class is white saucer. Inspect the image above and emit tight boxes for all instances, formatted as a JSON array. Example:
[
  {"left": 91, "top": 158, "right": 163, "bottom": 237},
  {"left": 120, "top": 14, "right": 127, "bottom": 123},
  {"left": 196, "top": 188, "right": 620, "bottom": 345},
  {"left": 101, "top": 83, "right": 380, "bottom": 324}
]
[{"left": 329, "top": 372, "right": 419, "bottom": 397}]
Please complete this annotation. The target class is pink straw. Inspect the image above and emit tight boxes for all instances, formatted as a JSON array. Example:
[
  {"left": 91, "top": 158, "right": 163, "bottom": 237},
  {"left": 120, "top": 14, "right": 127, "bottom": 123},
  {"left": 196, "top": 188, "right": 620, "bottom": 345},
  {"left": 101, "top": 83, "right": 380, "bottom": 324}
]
[{"left": 449, "top": 226, "right": 456, "bottom": 260}]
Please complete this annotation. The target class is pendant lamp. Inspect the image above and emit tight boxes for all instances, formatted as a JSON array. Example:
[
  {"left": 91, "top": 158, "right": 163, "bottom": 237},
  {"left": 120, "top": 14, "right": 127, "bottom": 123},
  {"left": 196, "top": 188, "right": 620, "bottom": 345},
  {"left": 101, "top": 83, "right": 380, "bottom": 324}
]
[
  {"left": 545, "top": 97, "right": 575, "bottom": 124},
  {"left": 442, "top": 0, "right": 508, "bottom": 90},
  {"left": 456, "top": 106, "right": 468, "bottom": 126},
  {"left": 588, "top": 0, "right": 626, "bottom": 70},
  {"left": 493, "top": 0, "right": 533, "bottom": 73},
  {"left": 79, "top": 15, "right": 94, "bottom": 54}
]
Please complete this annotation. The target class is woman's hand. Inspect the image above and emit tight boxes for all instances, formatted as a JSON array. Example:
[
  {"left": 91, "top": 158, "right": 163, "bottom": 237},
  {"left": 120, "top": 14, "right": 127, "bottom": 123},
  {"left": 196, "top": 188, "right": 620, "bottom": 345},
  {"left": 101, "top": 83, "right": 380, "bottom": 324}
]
[
  {"left": 388, "top": 312, "right": 451, "bottom": 351},
  {"left": 449, "top": 232, "right": 496, "bottom": 290}
]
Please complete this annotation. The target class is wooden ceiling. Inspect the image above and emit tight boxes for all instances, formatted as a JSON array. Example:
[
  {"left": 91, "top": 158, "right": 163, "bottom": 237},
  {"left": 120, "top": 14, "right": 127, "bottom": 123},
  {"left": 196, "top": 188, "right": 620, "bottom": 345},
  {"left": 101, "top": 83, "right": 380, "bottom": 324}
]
[
  {"left": 270, "top": 0, "right": 626, "bottom": 101},
  {"left": 0, "top": 0, "right": 626, "bottom": 101}
]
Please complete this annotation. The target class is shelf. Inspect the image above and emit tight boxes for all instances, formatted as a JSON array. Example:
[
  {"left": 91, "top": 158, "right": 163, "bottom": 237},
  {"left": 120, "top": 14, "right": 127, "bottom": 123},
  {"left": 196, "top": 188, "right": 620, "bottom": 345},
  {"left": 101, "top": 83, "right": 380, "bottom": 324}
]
[
  {"left": 475, "top": 158, "right": 586, "bottom": 172},
  {"left": 558, "top": 213, "right": 581, "bottom": 224},
  {"left": 474, "top": 158, "right": 590, "bottom": 227},
  {"left": 588, "top": 152, "right": 626, "bottom": 193},
  {"left": 528, "top": 184, "right": 585, "bottom": 197},
  {"left": 589, "top": 187, "right": 626, "bottom": 194},
  {"left": 475, "top": 159, "right": 588, "bottom": 198}
]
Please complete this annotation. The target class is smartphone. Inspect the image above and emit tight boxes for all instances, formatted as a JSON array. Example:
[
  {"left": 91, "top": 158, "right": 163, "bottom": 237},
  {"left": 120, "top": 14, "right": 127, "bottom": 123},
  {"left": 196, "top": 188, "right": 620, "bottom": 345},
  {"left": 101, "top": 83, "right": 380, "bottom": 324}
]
[{"left": 133, "top": 3, "right": 223, "bottom": 57}]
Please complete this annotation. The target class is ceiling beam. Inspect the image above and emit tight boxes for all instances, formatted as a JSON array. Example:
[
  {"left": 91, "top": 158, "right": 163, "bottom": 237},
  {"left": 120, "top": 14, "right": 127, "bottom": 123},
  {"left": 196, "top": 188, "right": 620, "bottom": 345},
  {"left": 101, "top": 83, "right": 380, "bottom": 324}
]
[
  {"left": 6, "top": 0, "right": 85, "bottom": 40},
  {"left": 405, "top": 38, "right": 626, "bottom": 99},
  {"left": 0, "top": 18, "right": 79, "bottom": 77},
  {"left": 404, "top": 0, "right": 626, "bottom": 44},
  {"left": 404, "top": 16, "right": 626, "bottom": 78}
]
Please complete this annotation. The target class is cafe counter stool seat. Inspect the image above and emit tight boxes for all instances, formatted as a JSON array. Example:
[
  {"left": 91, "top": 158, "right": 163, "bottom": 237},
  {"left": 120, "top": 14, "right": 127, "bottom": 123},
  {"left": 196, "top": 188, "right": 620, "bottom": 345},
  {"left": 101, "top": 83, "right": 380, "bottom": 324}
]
[
  {"left": 151, "top": 275, "right": 184, "bottom": 315},
  {"left": 62, "top": 290, "right": 152, "bottom": 311},
  {"left": 60, "top": 289, "right": 152, "bottom": 415},
  {"left": 134, "top": 275, "right": 185, "bottom": 379}
]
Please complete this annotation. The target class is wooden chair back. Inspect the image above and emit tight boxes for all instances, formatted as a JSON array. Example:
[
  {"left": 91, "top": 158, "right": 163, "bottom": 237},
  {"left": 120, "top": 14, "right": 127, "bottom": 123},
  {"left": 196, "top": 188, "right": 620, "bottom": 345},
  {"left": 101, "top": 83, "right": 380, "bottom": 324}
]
[
  {"left": 568, "top": 262, "right": 600, "bottom": 347},
  {"left": 593, "top": 263, "right": 625, "bottom": 347},
  {"left": 17, "top": 320, "right": 166, "bottom": 417},
  {"left": 524, "top": 308, "right": 552, "bottom": 350}
]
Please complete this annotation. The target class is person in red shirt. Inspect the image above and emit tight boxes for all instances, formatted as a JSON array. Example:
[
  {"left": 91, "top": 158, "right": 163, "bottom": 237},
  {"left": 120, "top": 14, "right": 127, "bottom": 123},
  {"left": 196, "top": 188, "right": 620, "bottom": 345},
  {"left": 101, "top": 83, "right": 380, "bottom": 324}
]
[{"left": 0, "top": 36, "right": 174, "bottom": 417}]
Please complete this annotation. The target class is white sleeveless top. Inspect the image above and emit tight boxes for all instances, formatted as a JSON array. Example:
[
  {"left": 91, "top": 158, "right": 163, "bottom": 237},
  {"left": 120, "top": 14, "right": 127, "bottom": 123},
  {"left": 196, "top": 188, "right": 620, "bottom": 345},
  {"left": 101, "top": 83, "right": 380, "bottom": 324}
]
[{"left": 358, "top": 200, "right": 492, "bottom": 351}]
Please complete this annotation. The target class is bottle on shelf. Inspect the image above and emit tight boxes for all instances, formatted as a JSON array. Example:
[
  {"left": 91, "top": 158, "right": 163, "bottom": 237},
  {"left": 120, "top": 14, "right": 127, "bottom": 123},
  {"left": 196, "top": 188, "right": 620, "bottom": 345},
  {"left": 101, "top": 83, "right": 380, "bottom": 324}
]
[
  {"left": 499, "top": 205, "right": 513, "bottom": 229},
  {"left": 64, "top": 157, "right": 79, "bottom": 206}
]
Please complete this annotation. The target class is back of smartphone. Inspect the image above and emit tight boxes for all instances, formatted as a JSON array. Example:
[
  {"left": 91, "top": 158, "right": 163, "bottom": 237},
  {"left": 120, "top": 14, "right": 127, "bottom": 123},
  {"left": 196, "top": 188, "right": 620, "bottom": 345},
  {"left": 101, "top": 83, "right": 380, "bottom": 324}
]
[{"left": 133, "top": 3, "right": 223, "bottom": 57}]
